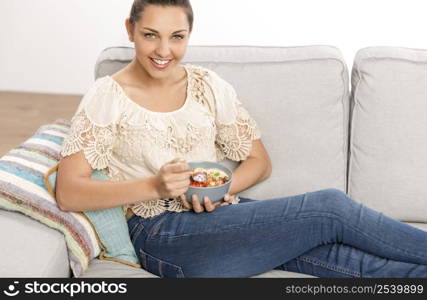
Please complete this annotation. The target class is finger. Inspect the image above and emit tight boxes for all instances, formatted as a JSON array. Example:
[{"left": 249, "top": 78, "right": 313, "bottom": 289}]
[
  {"left": 165, "top": 162, "right": 190, "bottom": 174},
  {"left": 192, "top": 194, "right": 204, "bottom": 213},
  {"left": 170, "top": 179, "right": 191, "bottom": 192},
  {"left": 214, "top": 201, "right": 223, "bottom": 208},
  {"left": 161, "top": 158, "right": 183, "bottom": 170},
  {"left": 170, "top": 158, "right": 186, "bottom": 164},
  {"left": 215, "top": 193, "right": 234, "bottom": 208},
  {"left": 176, "top": 188, "right": 190, "bottom": 198},
  {"left": 204, "top": 196, "right": 215, "bottom": 212},
  {"left": 163, "top": 172, "right": 191, "bottom": 187},
  {"left": 180, "top": 194, "right": 192, "bottom": 210},
  {"left": 224, "top": 193, "right": 235, "bottom": 203},
  {"left": 170, "top": 174, "right": 192, "bottom": 183}
]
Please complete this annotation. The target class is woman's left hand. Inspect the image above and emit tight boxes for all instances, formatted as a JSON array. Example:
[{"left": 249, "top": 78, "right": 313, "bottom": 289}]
[{"left": 179, "top": 193, "right": 235, "bottom": 213}]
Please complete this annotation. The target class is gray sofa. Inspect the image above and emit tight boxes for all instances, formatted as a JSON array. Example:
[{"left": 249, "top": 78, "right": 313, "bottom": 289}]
[{"left": 2, "top": 45, "right": 427, "bottom": 278}]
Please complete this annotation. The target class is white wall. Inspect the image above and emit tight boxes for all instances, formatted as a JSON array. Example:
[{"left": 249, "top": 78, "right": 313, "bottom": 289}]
[{"left": 1, "top": 0, "right": 427, "bottom": 95}]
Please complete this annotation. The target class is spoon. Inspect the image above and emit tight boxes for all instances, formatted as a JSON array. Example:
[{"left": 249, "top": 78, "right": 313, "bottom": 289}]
[{"left": 191, "top": 172, "right": 207, "bottom": 183}]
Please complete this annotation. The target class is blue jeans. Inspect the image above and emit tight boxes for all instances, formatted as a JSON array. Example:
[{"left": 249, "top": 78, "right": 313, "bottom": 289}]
[{"left": 127, "top": 189, "right": 427, "bottom": 278}]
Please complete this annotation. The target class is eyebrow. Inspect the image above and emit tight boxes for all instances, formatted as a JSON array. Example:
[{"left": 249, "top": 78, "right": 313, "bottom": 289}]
[{"left": 142, "top": 27, "right": 188, "bottom": 34}]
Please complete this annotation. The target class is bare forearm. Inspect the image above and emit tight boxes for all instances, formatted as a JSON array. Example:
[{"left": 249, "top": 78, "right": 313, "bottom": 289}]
[
  {"left": 229, "top": 156, "right": 271, "bottom": 196},
  {"left": 56, "top": 176, "right": 159, "bottom": 212}
]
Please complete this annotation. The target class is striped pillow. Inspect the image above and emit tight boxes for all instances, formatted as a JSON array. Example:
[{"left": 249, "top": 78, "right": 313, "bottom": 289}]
[{"left": 0, "top": 119, "right": 100, "bottom": 277}]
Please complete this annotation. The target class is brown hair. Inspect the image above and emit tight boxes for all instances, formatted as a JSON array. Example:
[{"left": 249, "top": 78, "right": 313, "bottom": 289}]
[{"left": 129, "top": 0, "right": 194, "bottom": 32}]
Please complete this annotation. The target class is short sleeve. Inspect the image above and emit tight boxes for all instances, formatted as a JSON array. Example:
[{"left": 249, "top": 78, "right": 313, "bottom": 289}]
[
  {"left": 206, "top": 70, "right": 262, "bottom": 162},
  {"left": 60, "top": 77, "right": 121, "bottom": 170}
]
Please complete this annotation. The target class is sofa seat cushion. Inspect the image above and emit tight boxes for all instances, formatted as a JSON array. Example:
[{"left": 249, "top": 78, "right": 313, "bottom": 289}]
[
  {"left": 406, "top": 222, "right": 427, "bottom": 232},
  {"left": 80, "top": 259, "right": 315, "bottom": 278},
  {"left": 252, "top": 270, "right": 316, "bottom": 278},
  {"left": 0, "top": 120, "right": 102, "bottom": 277},
  {"left": 79, "top": 259, "right": 157, "bottom": 278},
  {"left": 0, "top": 210, "right": 70, "bottom": 277}
]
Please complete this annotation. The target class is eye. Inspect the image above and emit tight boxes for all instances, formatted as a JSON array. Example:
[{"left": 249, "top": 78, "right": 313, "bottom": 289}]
[
  {"left": 173, "top": 35, "right": 185, "bottom": 40},
  {"left": 144, "top": 33, "right": 156, "bottom": 39}
]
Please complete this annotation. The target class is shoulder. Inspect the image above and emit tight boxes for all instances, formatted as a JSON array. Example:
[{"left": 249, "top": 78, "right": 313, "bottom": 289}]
[
  {"left": 184, "top": 64, "right": 230, "bottom": 88},
  {"left": 184, "top": 64, "right": 237, "bottom": 105},
  {"left": 183, "top": 64, "right": 242, "bottom": 123},
  {"left": 75, "top": 76, "right": 123, "bottom": 126},
  {"left": 80, "top": 76, "right": 118, "bottom": 103}
]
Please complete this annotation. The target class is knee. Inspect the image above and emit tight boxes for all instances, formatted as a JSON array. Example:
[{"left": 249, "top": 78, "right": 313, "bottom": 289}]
[
  {"left": 321, "top": 188, "right": 348, "bottom": 199},
  {"left": 312, "top": 188, "right": 351, "bottom": 209}
]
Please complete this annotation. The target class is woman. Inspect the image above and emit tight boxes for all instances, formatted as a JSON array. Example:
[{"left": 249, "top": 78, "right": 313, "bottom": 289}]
[{"left": 56, "top": 0, "right": 427, "bottom": 278}]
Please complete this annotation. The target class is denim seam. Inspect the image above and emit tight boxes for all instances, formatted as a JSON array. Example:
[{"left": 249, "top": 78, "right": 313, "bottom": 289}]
[
  {"left": 333, "top": 215, "right": 427, "bottom": 262},
  {"left": 129, "top": 222, "right": 141, "bottom": 237},
  {"left": 152, "top": 215, "right": 307, "bottom": 239},
  {"left": 301, "top": 212, "right": 427, "bottom": 262},
  {"left": 145, "top": 213, "right": 171, "bottom": 241},
  {"left": 296, "top": 255, "right": 361, "bottom": 277},
  {"left": 131, "top": 224, "right": 145, "bottom": 245},
  {"left": 139, "top": 248, "right": 185, "bottom": 278},
  {"left": 150, "top": 213, "right": 354, "bottom": 239},
  {"left": 139, "top": 249, "right": 147, "bottom": 270},
  {"left": 159, "top": 261, "right": 163, "bottom": 277},
  {"left": 273, "top": 210, "right": 427, "bottom": 263}
]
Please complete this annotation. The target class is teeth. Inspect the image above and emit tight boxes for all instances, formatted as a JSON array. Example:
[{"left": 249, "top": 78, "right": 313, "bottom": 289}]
[{"left": 152, "top": 58, "right": 170, "bottom": 65}]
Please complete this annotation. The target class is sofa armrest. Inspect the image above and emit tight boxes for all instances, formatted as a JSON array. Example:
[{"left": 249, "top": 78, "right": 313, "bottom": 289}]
[{"left": 0, "top": 210, "right": 70, "bottom": 277}]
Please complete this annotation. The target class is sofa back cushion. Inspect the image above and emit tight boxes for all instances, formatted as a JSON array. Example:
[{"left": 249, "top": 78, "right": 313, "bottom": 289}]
[
  {"left": 96, "top": 46, "right": 350, "bottom": 199},
  {"left": 349, "top": 47, "right": 427, "bottom": 222}
]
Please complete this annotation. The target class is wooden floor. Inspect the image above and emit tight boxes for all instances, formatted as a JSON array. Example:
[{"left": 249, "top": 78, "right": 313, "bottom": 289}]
[{"left": 0, "top": 91, "right": 82, "bottom": 157}]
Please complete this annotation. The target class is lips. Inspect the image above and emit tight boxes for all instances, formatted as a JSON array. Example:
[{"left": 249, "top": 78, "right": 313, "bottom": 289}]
[{"left": 150, "top": 58, "right": 172, "bottom": 70}]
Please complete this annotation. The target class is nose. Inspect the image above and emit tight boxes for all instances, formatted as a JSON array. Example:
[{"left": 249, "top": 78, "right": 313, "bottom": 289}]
[{"left": 155, "top": 39, "right": 172, "bottom": 58}]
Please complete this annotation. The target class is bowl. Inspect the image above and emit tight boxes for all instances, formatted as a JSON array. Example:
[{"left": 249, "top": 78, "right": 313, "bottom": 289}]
[{"left": 184, "top": 161, "right": 232, "bottom": 204}]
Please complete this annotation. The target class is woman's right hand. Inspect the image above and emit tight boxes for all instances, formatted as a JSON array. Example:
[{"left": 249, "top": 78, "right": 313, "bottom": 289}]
[{"left": 153, "top": 158, "right": 192, "bottom": 199}]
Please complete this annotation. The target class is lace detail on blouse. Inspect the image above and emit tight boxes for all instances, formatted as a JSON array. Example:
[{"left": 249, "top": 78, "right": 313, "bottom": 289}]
[
  {"left": 130, "top": 198, "right": 189, "bottom": 219},
  {"left": 189, "top": 66, "right": 215, "bottom": 114},
  {"left": 60, "top": 64, "right": 260, "bottom": 219},
  {"left": 216, "top": 104, "right": 262, "bottom": 161},
  {"left": 61, "top": 109, "right": 117, "bottom": 170},
  {"left": 118, "top": 114, "right": 215, "bottom": 160}
]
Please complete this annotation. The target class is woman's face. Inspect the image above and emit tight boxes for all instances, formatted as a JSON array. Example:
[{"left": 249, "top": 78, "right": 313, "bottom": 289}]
[{"left": 126, "top": 5, "right": 191, "bottom": 80}]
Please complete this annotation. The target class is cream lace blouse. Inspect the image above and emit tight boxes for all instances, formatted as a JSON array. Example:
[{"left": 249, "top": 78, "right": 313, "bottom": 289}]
[{"left": 60, "top": 64, "right": 261, "bottom": 218}]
